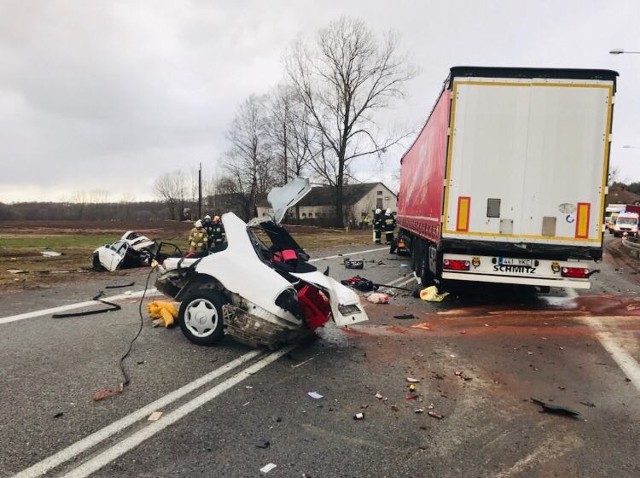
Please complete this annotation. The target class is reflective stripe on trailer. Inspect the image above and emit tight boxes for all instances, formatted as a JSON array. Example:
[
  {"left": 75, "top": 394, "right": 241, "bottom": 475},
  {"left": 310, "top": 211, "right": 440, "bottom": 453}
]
[{"left": 442, "top": 271, "right": 590, "bottom": 289}]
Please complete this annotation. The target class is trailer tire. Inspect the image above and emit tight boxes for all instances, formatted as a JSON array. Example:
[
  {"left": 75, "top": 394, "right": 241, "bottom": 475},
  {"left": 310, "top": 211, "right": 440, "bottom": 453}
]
[
  {"left": 419, "top": 254, "right": 435, "bottom": 286},
  {"left": 179, "top": 289, "right": 227, "bottom": 346},
  {"left": 411, "top": 237, "right": 434, "bottom": 286}
]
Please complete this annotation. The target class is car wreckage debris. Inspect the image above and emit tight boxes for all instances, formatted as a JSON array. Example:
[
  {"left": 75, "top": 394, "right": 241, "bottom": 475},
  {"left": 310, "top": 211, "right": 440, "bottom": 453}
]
[
  {"left": 367, "top": 292, "right": 390, "bottom": 304},
  {"left": 428, "top": 410, "right": 444, "bottom": 419},
  {"left": 343, "top": 258, "right": 365, "bottom": 269},
  {"left": 147, "top": 301, "right": 179, "bottom": 328},
  {"left": 531, "top": 398, "right": 580, "bottom": 418},
  {"left": 342, "top": 275, "right": 413, "bottom": 293},
  {"left": 260, "top": 463, "right": 277, "bottom": 474},
  {"left": 52, "top": 291, "right": 121, "bottom": 318}
]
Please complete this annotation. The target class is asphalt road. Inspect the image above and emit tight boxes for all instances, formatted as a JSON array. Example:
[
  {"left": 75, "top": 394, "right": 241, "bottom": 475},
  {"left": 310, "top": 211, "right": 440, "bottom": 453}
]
[{"left": 1, "top": 236, "right": 639, "bottom": 477}]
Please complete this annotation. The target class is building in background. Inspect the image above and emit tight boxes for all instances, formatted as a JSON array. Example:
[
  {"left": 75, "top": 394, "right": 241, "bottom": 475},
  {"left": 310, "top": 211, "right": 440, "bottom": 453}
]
[{"left": 257, "top": 182, "right": 397, "bottom": 227}]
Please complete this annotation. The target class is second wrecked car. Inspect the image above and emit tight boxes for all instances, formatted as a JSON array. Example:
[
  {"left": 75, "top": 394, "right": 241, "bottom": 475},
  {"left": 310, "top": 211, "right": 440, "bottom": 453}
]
[
  {"left": 92, "top": 231, "right": 159, "bottom": 272},
  {"left": 154, "top": 177, "right": 369, "bottom": 349}
]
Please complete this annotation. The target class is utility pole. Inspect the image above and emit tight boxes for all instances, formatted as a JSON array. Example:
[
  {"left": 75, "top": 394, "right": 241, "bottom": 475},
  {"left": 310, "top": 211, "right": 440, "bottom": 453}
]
[{"left": 198, "top": 162, "right": 202, "bottom": 219}]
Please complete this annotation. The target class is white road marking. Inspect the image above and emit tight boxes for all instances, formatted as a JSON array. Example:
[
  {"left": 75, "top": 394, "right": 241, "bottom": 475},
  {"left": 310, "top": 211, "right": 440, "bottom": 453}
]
[
  {"left": 0, "top": 289, "right": 163, "bottom": 325},
  {"left": 494, "top": 434, "right": 581, "bottom": 477},
  {"left": 309, "top": 246, "right": 388, "bottom": 262},
  {"left": 582, "top": 316, "right": 640, "bottom": 394},
  {"left": 61, "top": 345, "right": 295, "bottom": 478},
  {"left": 14, "top": 349, "right": 263, "bottom": 478},
  {"left": 565, "top": 288, "right": 640, "bottom": 394}
]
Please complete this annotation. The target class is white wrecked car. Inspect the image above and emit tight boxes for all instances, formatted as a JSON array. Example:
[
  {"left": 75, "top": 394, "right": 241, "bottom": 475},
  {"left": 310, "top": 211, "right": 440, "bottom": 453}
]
[
  {"left": 92, "top": 231, "right": 159, "bottom": 272},
  {"left": 154, "top": 177, "right": 369, "bottom": 349}
]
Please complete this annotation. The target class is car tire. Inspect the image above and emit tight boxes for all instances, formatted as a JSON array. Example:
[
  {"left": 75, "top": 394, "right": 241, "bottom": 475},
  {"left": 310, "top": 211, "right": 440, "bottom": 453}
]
[{"left": 179, "top": 289, "right": 227, "bottom": 346}]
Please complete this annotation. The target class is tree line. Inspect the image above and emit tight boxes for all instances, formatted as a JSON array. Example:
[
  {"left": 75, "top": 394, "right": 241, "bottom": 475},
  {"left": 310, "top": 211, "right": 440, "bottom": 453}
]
[{"left": 154, "top": 17, "right": 416, "bottom": 227}]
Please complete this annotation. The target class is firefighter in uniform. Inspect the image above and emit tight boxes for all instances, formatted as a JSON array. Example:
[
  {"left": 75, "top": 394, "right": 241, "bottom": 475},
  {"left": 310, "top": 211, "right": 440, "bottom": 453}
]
[
  {"left": 187, "top": 220, "right": 208, "bottom": 257},
  {"left": 209, "top": 215, "right": 226, "bottom": 252},
  {"left": 202, "top": 214, "right": 214, "bottom": 250},
  {"left": 383, "top": 208, "right": 396, "bottom": 245},
  {"left": 373, "top": 208, "right": 383, "bottom": 244}
]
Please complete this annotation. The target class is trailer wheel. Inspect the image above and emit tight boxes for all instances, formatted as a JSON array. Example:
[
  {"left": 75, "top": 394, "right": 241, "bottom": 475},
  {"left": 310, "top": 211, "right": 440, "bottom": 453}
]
[
  {"left": 419, "top": 255, "right": 435, "bottom": 286},
  {"left": 179, "top": 289, "right": 227, "bottom": 346}
]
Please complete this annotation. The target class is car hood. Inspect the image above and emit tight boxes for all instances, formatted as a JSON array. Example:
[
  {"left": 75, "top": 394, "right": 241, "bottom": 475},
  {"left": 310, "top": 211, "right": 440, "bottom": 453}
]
[{"left": 247, "top": 176, "right": 311, "bottom": 225}]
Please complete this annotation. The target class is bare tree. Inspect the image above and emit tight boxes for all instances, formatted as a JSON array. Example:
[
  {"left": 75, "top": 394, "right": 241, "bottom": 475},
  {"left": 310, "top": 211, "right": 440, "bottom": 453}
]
[
  {"left": 286, "top": 17, "right": 416, "bottom": 226},
  {"left": 266, "top": 83, "right": 316, "bottom": 186},
  {"left": 153, "top": 170, "right": 188, "bottom": 220},
  {"left": 220, "top": 94, "right": 274, "bottom": 219}
]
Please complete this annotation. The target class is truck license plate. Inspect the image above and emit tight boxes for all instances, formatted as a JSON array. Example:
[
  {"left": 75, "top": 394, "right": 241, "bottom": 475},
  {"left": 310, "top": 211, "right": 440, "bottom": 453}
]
[{"left": 498, "top": 257, "right": 536, "bottom": 267}]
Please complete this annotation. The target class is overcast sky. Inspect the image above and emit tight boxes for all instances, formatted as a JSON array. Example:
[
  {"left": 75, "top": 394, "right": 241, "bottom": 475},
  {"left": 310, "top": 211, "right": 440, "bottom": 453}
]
[{"left": 1, "top": 0, "right": 639, "bottom": 203}]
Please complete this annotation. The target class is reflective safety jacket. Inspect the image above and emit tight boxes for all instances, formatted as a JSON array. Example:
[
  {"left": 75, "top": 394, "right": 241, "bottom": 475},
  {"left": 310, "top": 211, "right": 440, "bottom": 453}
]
[
  {"left": 188, "top": 227, "right": 207, "bottom": 252},
  {"left": 210, "top": 223, "right": 226, "bottom": 244},
  {"left": 383, "top": 213, "right": 396, "bottom": 231},
  {"left": 373, "top": 214, "right": 384, "bottom": 231}
]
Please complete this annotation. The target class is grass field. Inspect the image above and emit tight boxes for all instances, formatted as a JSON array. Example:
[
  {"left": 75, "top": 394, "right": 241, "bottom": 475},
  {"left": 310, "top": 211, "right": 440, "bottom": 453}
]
[{"left": 0, "top": 220, "right": 373, "bottom": 291}]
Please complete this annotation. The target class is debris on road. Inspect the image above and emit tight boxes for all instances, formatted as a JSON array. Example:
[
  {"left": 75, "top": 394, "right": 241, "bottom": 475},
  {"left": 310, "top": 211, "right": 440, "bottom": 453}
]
[
  {"left": 52, "top": 290, "right": 122, "bottom": 318},
  {"left": 531, "top": 398, "right": 580, "bottom": 418},
  {"left": 148, "top": 411, "right": 163, "bottom": 421},
  {"left": 354, "top": 412, "right": 365, "bottom": 420},
  {"left": 53, "top": 412, "right": 64, "bottom": 418},
  {"left": 375, "top": 392, "right": 383, "bottom": 399},
  {"left": 146, "top": 301, "right": 179, "bottom": 328},
  {"left": 343, "top": 258, "right": 364, "bottom": 269},
  {"left": 367, "top": 292, "right": 390, "bottom": 304},
  {"left": 93, "top": 384, "right": 124, "bottom": 402},
  {"left": 580, "top": 401, "right": 596, "bottom": 408},
  {"left": 260, "top": 463, "right": 277, "bottom": 474},
  {"left": 341, "top": 275, "right": 377, "bottom": 292},
  {"left": 419, "top": 286, "right": 449, "bottom": 302},
  {"left": 406, "top": 377, "right": 420, "bottom": 383},
  {"left": 256, "top": 439, "right": 271, "bottom": 449},
  {"left": 394, "top": 314, "right": 416, "bottom": 320},
  {"left": 7, "top": 269, "right": 27, "bottom": 274},
  {"left": 307, "top": 391, "right": 324, "bottom": 400},
  {"left": 428, "top": 410, "right": 444, "bottom": 419},
  {"left": 415, "top": 408, "right": 425, "bottom": 414},
  {"left": 406, "top": 382, "right": 419, "bottom": 400}
]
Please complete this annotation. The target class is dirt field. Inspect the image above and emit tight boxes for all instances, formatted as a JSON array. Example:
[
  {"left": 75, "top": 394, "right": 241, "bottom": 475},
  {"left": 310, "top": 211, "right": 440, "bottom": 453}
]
[{"left": 0, "top": 220, "right": 372, "bottom": 291}]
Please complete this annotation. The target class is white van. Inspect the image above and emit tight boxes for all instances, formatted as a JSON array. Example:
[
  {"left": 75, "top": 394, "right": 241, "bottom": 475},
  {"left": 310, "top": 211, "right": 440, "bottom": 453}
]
[
  {"left": 605, "top": 204, "right": 626, "bottom": 231},
  {"left": 613, "top": 212, "right": 639, "bottom": 237}
]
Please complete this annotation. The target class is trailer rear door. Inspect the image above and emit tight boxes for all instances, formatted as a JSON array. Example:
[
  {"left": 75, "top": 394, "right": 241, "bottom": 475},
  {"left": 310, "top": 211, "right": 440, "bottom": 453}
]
[{"left": 443, "top": 76, "right": 614, "bottom": 246}]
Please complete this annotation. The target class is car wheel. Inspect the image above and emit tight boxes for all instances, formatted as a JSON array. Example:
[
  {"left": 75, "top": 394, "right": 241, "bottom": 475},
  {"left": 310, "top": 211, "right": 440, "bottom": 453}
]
[{"left": 179, "top": 289, "right": 227, "bottom": 346}]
